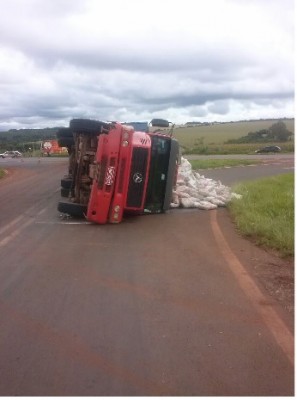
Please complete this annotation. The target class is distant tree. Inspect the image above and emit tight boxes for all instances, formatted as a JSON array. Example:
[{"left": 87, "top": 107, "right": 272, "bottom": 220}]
[
  {"left": 268, "top": 121, "right": 293, "bottom": 142},
  {"left": 225, "top": 120, "right": 293, "bottom": 144}
]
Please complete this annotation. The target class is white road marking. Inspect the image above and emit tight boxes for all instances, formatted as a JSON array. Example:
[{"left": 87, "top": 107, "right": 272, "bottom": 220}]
[
  {"left": 0, "top": 208, "right": 47, "bottom": 248},
  {"left": 0, "top": 215, "right": 25, "bottom": 236},
  {"left": 0, "top": 219, "right": 33, "bottom": 247}
]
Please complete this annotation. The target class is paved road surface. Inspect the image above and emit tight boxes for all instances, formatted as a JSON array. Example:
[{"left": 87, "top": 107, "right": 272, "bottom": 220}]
[
  {"left": 0, "top": 156, "right": 294, "bottom": 396},
  {"left": 186, "top": 153, "right": 294, "bottom": 185}
]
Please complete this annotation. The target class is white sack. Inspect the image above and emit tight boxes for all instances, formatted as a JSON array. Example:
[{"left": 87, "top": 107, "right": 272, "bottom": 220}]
[{"left": 171, "top": 157, "right": 242, "bottom": 209}]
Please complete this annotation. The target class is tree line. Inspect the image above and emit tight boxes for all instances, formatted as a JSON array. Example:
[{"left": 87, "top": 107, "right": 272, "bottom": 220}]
[
  {"left": 226, "top": 121, "right": 293, "bottom": 144},
  {"left": 0, "top": 127, "right": 59, "bottom": 151}
]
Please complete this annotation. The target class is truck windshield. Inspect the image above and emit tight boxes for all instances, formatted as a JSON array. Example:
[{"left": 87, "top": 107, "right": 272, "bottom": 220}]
[{"left": 144, "top": 136, "right": 171, "bottom": 213}]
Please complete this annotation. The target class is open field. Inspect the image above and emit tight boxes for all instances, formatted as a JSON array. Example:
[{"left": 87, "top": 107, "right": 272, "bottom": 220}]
[{"left": 173, "top": 119, "right": 294, "bottom": 152}]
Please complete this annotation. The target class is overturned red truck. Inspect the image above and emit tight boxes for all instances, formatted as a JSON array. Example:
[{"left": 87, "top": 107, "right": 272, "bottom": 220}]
[{"left": 57, "top": 118, "right": 180, "bottom": 224}]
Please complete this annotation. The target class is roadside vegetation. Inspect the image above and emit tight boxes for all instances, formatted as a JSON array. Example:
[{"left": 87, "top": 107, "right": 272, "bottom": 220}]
[
  {"left": 0, "top": 128, "right": 57, "bottom": 153},
  {"left": 229, "top": 173, "right": 294, "bottom": 257},
  {"left": 226, "top": 120, "right": 292, "bottom": 144},
  {"left": 189, "top": 159, "right": 261, "bottom": 170}
]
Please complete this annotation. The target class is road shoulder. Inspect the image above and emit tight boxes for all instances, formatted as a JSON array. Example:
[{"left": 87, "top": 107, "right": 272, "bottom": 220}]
[{"left": 214, "top": 208, "right": 294, "bottom": 328}]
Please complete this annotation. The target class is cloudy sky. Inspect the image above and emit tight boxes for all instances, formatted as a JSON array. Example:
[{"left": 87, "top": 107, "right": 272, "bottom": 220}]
[{"left": 0, "top": 0, "right": 294, "bottom": 130}]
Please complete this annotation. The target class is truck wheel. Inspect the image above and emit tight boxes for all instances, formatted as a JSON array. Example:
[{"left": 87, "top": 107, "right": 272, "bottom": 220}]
[
  {"left": 56, "top": 128, "right": 73, "bottom": 138},
  {"left": 61, "top": 178, "right": 73, "bottom": 189},
  {"left": 70, "top": 119, "right": 109, "bottom": 135},
  {"left": 58, "top": 201, "right": 87, "bottom": 217},
  {"left": 58, "top": 137, "right": 75, "bottom": 147}
]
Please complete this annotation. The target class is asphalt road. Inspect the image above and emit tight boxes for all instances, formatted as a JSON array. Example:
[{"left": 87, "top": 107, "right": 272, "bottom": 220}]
[
  {"left": 186, "top": 153, "right": 294, "bottom": 185},
  {"left": 0, "top": 155, "right": 294, "bottom": 396}
]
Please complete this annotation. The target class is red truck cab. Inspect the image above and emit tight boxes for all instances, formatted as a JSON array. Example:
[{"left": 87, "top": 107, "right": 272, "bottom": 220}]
[{"left": 57, "top": 118, "right": 179, "bottom": 224}]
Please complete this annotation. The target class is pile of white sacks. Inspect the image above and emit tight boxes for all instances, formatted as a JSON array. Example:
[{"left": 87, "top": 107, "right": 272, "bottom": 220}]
[{"left": 170, "top": 157, "right": 241, "bottom": 210}]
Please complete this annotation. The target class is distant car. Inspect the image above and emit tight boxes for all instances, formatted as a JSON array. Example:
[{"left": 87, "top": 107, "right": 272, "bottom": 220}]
[
  {"left": 255, "top": 146, "right": 281, "bottom": 153},
  {"left": 0, "top": 150, "right": 23, "bottom": 158}
]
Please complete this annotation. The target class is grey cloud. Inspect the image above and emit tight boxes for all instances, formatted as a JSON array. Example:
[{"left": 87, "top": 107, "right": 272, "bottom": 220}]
[
  {"left": 0, "top": 0, "right": 294, "bottom": 128},
  {"left": 208, "top": 100, "right": 230, "bottom": 115},
  {"left": 0, "top": 31, "right": 255, "bottom": 75},
  {"left": 1, "top": 0, "right": 86, "bottom": 18}
]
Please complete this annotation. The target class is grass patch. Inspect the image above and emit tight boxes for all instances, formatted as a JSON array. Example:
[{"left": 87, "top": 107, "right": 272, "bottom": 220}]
[
  {"left": 190, "top": 159, "right": 261, "bottom": 170},
  {"left": 229, "top": 173, "right": 294, "bottom": 257},
  {"left": 0, "top": 169, "right": 5, "bottom": 179}
]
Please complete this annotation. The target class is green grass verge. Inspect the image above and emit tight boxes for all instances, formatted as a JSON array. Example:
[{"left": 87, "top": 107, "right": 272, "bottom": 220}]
[
  {"left": 0, "top": 169, "right": 5, "bottom": 179},
  {"left": 229, "top": 173, "right": 294, "bottom": 257},
  {"left": 190, "top": 159, "right": 261, "bottom": 170}
]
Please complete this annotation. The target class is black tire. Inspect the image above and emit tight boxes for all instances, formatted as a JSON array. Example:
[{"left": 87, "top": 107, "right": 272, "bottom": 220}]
[
  {"left": 56, "top": 128, "right": 73, "bottom": 138},
  {"left": 58, "top": 201, "right": 87, "bottom": 217},
  {"left": 58, "top": 137, "right": 75, "bottom": 147},
  {"left": 61, "top": 178, "right": 73, "bottom": 189},
  {"left": 70, "top": 118, "right": 109, "bottom": 135},
  {"left": 61, "top": 187, "right": 70, "bottom": 197}
]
